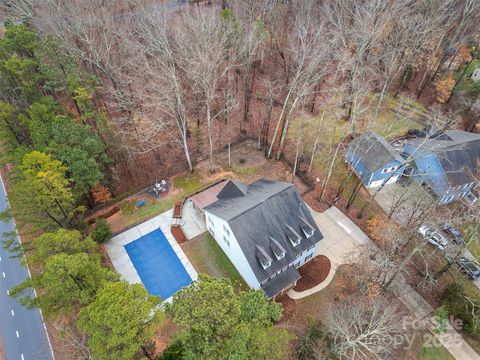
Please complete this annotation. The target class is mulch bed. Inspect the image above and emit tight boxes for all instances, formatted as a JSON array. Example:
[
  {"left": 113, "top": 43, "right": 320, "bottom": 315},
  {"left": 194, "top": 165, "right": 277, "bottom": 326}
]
[
  {"left": 293, "top": 255, "right": 331, "bottom": 292},
  {"left": 171, "top": 224, "right": 187, "bottom": 244},
  {"left": 173, "top": 201, "right": 182, "bottom": 218}
]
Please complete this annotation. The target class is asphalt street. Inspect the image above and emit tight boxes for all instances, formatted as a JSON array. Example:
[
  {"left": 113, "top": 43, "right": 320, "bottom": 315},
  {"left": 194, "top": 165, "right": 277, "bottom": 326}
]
[{"left": 0, "top": 176, "right": 54, "bottom": 360}]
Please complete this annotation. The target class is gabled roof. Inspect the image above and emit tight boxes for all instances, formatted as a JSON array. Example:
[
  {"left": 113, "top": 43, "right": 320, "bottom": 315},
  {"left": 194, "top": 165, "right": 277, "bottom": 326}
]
[
  {"left": 205, "top": 179, "right": 323, "bottom": 284},
  {"left": 190, "top": 180, "right": 228, "bottom": 210},
  {"left": 406, "top": 130, "right": 480, "bottom": 187},
  {"left": 349, "top": 130, "right": 403, "bottom": 172},
  {"left": 217, "top": 180, "right": 248, "bottom": 199}
]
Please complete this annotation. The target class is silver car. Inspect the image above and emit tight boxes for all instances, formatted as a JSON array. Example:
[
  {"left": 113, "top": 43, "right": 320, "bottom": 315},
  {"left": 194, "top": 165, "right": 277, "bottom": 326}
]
[{"left": 418, "top": 225, "right": 448, "bottom": 251}]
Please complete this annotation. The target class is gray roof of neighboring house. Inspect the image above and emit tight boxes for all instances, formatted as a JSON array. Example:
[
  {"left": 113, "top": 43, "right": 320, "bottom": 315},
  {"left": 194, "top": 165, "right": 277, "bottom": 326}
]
[
  {"left": 349, "top": 130, "right": 404, "bottom": 172},
  {"left": 407, "top": 130, "right": 480, "bottom": 187},
  {"left": 205, "top": 179, "right": 323, "bottom": 289}
]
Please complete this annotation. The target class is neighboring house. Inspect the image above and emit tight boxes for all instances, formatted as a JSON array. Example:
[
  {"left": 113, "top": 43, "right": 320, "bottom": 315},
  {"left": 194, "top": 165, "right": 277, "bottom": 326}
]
[
  {"left": 346, "top": 130, "right": 405, "bottom": 188},
  {"left": 204, "top": 179, "right": 323, "bottom": 298},
  {"left": 402, "top": 130, "right": 480, "bottom": 205},
  {"left": 472, "top": 65, "right": 480, "bottom": 82}
]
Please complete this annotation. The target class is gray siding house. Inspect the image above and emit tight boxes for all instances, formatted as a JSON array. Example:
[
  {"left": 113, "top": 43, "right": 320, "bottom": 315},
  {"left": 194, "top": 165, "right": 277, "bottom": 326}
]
[
  {"left": 346, "top": 131, "right": 405, "bottom": 188},
  {"left": 204, "top": 179, "right": 323, "bottom": 298}
]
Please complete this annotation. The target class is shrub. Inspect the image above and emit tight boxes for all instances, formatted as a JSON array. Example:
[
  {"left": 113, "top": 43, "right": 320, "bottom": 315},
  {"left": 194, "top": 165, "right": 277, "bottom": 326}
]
[
  {"left": 440, "top": 283, "right": 480, "bottom": 340},
  {"left": 295, "top": 322, "right": 335, "bottom": 360},
  {"left": 91, "top": 218, "right": 112, "bottom": 243},
  {"left": 156, "top": 340, "right": 184, "bottom": 360},
  {"left": 120, "top": 200, "right": 135, "bottom": 215}
]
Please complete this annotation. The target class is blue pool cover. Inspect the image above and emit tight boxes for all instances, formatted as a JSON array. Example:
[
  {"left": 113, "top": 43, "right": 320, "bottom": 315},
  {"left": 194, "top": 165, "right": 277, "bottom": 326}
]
[{"left": 125, "top": 228, "right": 192, "bottom": 299}]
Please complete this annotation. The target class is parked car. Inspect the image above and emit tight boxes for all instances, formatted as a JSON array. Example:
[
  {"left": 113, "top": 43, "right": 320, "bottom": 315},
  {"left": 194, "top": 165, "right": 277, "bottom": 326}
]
[
  {"left": 418, "top": 225, "right": 448, "bottom": 251},
  {"left": 457, "top": 257, "right": 480, "bottom": 279},
  {"left": 442, "top": 223, "right": 463, "bottom": 244}
]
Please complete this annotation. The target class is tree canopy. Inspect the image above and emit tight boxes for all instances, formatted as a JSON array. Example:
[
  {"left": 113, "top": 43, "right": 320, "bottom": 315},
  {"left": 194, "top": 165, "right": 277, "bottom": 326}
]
[
  {"left": 12, "top": 151, "right": 79, "bottom": 228},
  {"left": 11, "top": 252, "right": 118, "bottom": 317},
  {"left": 78, "top": 281, "right": 163, "bottom": 360},
  {"left": 167, "top": 275, "right": 291, "bottom": 360},
  {"left": 25, "top": 228, "right": 97, "bottom": 267}
]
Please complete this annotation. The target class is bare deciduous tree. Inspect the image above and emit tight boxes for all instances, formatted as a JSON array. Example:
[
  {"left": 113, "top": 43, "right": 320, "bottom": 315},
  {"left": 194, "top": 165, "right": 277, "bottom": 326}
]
[{"left": 325, "top": 296, "right": 406, "bottom": 360}]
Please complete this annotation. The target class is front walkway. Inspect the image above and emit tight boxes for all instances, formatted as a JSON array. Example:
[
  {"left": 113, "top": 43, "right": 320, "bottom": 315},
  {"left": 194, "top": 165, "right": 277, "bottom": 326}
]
[{"left": 105, "top": 209, "right": 198, "bottom": 288}]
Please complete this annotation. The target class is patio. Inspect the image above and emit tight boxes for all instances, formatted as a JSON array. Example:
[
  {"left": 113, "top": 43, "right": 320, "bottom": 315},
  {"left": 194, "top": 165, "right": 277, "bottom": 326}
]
[{"left": 104, "top": 208, "right": 198, "bottom": 300}]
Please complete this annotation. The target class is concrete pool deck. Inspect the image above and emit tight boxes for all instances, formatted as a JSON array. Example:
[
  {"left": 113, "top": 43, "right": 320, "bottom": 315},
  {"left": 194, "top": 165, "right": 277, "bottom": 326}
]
[{"left": 105, "top": 208, "right": 198, "bottom": 295}]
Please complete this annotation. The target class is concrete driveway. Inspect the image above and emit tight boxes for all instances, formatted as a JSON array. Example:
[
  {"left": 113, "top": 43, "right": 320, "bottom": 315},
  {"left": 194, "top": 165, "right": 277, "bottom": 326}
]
[
  {"left": 312, "top": 206, "right": 369, "bottom": 264},
  {"left": 306, "top": 205, "right": 480, "bottom": 360},
  {"left": 287, "top": 206, "right": 369, "bottom": 299}
]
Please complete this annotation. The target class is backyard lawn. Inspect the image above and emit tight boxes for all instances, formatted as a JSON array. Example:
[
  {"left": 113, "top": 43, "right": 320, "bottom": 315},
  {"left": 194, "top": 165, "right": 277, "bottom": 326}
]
[
  {"left": 100, "top": 140, "right": 297, "bottom": 234},
  {"left": 181, "top": 233, "right": 248, "bottom": 291},
  {"left": 419, "top": 343, "right": 454, "bottom": 360}
]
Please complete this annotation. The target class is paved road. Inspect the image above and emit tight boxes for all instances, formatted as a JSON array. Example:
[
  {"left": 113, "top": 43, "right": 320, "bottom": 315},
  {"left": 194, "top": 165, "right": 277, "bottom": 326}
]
[
  {"left": 0, "top": 176, "right": 54, "bottom": 360},
  {"left": 370, "top": 183, "right": 480, "bottom": 290}
]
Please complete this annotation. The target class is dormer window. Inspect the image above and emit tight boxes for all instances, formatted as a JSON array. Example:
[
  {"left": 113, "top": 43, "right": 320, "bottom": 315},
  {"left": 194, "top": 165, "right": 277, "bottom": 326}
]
[
  {"left": 256, "top": 246, "right": 272, "bottom": 270},
  {"left": 286, "top": 225, "right": 301, "bottom": 247},
  {"left": 270, "top": 236, "right": 286, "bottom": 260},
  {"left": 299, "top": 217, "right": 315, "bottom": 238}
]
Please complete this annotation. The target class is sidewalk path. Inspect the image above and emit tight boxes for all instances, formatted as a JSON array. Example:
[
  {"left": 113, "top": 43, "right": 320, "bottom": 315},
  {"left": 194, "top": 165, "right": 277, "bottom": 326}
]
[
  {"left": 369, "top": 184, "right": 480, "bottom": 291},
  {"left": 297, "top": 205, "right": 480, "bottom": 360}
]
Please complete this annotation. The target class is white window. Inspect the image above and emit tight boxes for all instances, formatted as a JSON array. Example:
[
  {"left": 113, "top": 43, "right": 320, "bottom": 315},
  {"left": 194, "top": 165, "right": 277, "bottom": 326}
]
[
  {"left": 305, "top": 253, "right": 313, "bottom": 262},
  {"left": 223, "top": 224, "right": 230, "bottom": 236},
  {"left": 209, "top": 227, "right": 215, "bottom": 237},
  {"left": 260, "top": 279, "right": 268, "bottom": 286},
  {"left": 381, "top": 168, "right": 388, "bottom": 174},
  {"left": 223, "top": 236, "right": 230, "bottom": 247},
  {"left": 303, "top": 228, "right": 314, "bottom": 239},
  {"left": 208, "top": 216, "right": 213, "bottom": 225}
]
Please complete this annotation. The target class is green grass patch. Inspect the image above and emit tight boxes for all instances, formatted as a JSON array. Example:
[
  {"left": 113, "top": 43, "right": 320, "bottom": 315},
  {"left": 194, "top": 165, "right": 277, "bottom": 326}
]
[
  {"left": 182, "top": 233, "right": 248, "bottom": 291},
  {"left": 232, "top": 166, "right": 258, "bottom": 176},
  {"left": 419, "top": 343, "right": 454, "bottom": 360},
  {"left": 468, "top": 241, "right": 480, "bottom": 262},
  {"left": 121, "top": 197, "right": 179, "bottom": 229},
  {"left": 453, "top": 60, "right": 480, "bottom": 93},
  {"left": 288, "top": 92, "right": 424, "bottom": 175},
  {"left": 173, "top": 173, "right": 202, "bottom": 194},
  {"left": 464, "top": 60, "right": 480, "bottom": 78}
]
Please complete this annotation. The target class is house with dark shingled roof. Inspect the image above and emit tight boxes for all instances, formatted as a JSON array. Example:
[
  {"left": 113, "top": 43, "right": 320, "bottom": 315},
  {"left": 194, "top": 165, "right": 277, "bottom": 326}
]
[
  {"left": 402, "top": 130, "right": 480, "bottom": 205},
  {"left": 346, "top": 130, "right": 406, "bottom": 188},
  {"left": 204, "top": 179, "right": 323, "bottom": 298}
]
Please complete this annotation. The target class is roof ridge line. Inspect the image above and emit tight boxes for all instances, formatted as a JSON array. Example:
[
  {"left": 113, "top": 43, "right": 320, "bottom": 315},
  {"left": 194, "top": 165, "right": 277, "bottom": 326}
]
[{"left": 227, "top": 184, "right": 294, "bottom": 223}]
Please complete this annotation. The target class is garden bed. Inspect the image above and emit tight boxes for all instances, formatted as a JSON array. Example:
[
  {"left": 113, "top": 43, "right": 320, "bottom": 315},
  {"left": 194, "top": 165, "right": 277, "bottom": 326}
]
[
  {"left": 171, "top": 224, "right": 187, "bottom": 244},
  {"left": 293, "top": 255, "right": 331, "bottom": 292}
]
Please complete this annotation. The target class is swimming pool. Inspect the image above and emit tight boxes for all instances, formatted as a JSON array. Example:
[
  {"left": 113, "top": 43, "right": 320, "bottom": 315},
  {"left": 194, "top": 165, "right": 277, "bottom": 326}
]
[{"left": 125, "top": 228, "right": 192, "bottom": 299}]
